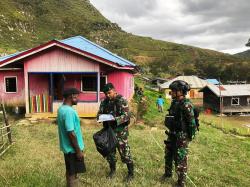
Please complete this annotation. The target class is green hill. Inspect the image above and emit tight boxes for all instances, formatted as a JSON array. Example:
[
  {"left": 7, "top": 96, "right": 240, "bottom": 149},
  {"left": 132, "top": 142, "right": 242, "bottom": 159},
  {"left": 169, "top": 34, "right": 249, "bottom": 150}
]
[
  {"left": 0, "top": 0, "right": 250, "bottom": 81},
  {"left": 234, "top": 50, "right": 250, "bottom": 60}
]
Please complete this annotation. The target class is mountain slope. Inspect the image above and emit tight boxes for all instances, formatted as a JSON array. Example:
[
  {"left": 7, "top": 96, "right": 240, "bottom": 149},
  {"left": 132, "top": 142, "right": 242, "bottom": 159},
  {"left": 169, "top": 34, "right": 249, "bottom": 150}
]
[
  {"left": 234, "top": 50, "right": 250, "bottom": 60},
  {"left": 0, "top": 0, "right": 249, "bottom": 81}
]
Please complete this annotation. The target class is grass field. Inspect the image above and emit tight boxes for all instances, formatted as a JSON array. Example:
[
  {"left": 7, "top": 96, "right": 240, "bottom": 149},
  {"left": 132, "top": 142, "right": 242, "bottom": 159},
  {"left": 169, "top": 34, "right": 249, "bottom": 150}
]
[
  {"left": 0, "top": 119, "right": 250, "bottom": 187},
  {"left": 1, "top": 85, "right": 250, "bottom": 186},
  {"left": 200, "top": 114, "right": 250, "bottom": 137}
]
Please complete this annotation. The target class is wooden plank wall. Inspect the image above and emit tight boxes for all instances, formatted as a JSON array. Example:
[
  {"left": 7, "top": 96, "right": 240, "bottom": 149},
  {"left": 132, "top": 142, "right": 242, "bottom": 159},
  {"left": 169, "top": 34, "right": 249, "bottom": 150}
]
[
  {"left": 25, "top": 47, "right": 99, "bottom": 73},
  {"left": 53, "top": 102, "right": 100, "bottom": 117}
]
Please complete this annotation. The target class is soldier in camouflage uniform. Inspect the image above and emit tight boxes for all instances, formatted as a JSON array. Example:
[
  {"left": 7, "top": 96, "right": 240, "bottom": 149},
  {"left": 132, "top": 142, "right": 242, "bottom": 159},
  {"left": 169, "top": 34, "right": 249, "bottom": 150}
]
[
  {"left": 97, "top": 83, "right": 134, "bottom": 181},
  {"left": 162, "top": 80, "right": 196, "bottom": 187}
]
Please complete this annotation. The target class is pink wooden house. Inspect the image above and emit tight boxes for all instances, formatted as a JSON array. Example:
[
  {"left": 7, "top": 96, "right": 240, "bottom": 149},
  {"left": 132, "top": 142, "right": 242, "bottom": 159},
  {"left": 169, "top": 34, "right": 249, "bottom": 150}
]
[{"left": 0, "top": 36, "right": 137, "bottom": 117}]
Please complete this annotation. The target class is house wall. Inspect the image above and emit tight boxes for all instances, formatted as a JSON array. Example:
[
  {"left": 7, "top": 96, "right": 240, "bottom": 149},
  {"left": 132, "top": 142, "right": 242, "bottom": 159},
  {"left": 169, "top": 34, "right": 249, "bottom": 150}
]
[
  {"left": 23, "top": 47, "right": 101, "bottom": 113},
  {"left": 25, "top": 47, "right": 99, "bottom": 73},
  {"left": 222, "top": 96, "right": 250, "bottom": 113},
  {"left": 0, "top": 70, "right": 25, "bottom": 106},
  {"left": 62, "top": 74, "right": 98, "bottom": 101},
  {"left": 108, "top": 71, "right": 134, "bottom": 100},
  {"left": 223, "top": 96, "right": 249, "bottom": 107},
  {"left": 202, "top": 88, "right": 250, "bottom": 113},
  {"left": 53, "top": 102, "right": 100, "bottom": 117},
  {"left": 202, "top": 88, "right": 220, "bottom": 111},
  {"left": 29, "top": 74, "right": 49, "bottom": 96}
]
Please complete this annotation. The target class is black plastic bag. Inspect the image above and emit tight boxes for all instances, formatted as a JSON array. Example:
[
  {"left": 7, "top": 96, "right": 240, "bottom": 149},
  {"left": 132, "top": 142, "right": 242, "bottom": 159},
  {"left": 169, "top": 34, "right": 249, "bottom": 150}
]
[{"left": 93, "top": 126, "right": 118, "bottom": 157}]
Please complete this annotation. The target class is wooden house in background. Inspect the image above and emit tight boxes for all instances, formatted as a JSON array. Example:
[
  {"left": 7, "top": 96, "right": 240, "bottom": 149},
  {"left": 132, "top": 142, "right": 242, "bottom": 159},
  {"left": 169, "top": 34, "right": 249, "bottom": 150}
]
[
  {"left": 199, "top": 84, "right": 250, "bottom": 114},
  {"left": 0, "top": 36, "right": 137, "bottom": 117},
  {"left": 159, "top": 75, "right": 208, "bottom": 99},
  {"left": 151, "top": 77, "right": 169, "bottom": 87}
]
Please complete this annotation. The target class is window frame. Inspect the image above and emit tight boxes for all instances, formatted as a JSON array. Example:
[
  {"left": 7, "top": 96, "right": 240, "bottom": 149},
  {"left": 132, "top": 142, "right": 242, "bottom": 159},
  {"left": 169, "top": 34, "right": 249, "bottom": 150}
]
[
  {"left": 80, "top": 74, "right": 107, "bottom": 93},
  {"left": 247, "top": 97, "right": 250, "bottom": 106},
  {"left": 4, "top": 76, "right": 18, "bottom": 93},
  {"left": 231, "top": 97, "right": 240, "bottom": 106},
  {"left": 81, "top": 74, "right": 98, "bottom": 92},
  {"left": 100, "top": 75, "right": 107, "bottom": 93}
]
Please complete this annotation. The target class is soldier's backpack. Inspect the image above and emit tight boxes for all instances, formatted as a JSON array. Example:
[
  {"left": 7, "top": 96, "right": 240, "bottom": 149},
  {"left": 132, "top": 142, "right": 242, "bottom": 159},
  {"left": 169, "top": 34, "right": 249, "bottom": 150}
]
[
  {"left": 188, "top": 106, "right": 200, "bottom": 140},
  {"left": 193, "top": 107, "right": 200, "bottom": 131},
  {"left": 182, "top": 100, "right": 200, "bottom": 140}
]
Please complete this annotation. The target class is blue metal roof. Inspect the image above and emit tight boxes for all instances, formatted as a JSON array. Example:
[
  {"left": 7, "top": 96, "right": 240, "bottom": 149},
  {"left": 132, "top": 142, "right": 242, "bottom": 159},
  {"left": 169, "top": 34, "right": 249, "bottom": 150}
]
[
  {"left": 60, "top": 36, "right": 135, "bottom": 67},
  {"left": 0, "top": 51, "right": 24, "bottom": 62},
  {"left": 206, "top": 79, "right": 220, "bottom": 85},
  {"left": 0, "top": 36, "right": 136, "bottom": 67}
]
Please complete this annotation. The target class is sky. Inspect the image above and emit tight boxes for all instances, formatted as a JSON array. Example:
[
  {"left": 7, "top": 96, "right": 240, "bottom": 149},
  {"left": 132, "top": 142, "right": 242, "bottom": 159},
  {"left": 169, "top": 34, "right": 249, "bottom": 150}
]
[{"left": 89, "top": 0, "right": 250, "bottom": 54}]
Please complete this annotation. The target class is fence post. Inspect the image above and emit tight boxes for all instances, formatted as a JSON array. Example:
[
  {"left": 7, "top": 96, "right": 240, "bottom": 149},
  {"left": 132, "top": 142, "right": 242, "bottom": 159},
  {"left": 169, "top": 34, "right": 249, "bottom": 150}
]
[{"left": 1, "top": 103, "right": 12, "bottom": 144}]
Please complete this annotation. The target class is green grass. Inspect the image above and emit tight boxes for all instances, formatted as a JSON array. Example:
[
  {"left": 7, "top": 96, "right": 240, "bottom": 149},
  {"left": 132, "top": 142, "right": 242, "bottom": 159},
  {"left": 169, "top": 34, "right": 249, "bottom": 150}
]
[
  {"left": 0, "top": 122, "right": 249, "bottom": 187},
  {"left": 200, "top": 114, "right": 250, "bottom": 137},
  {"left": 142, "top": 88, "right": 170, "bottom": 127},
  {"left": 134, "top": 77, "right": 170, "bottom": 127}
]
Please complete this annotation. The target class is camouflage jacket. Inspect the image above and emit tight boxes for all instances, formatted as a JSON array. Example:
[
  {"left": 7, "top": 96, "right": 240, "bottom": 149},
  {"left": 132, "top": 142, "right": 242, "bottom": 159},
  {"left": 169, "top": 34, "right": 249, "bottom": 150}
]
[
  {"left": 168, "top": 98, "right": 196, "bottom": 139},
  {"left": 97, "top": 94, "right": 131, "bottom": 132}
]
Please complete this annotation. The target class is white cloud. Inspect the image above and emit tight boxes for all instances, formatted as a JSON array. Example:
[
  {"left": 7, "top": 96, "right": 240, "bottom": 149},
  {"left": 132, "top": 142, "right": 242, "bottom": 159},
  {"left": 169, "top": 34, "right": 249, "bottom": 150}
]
[{"left": 89, "top": 0, "right": 250, "bottom": 53}]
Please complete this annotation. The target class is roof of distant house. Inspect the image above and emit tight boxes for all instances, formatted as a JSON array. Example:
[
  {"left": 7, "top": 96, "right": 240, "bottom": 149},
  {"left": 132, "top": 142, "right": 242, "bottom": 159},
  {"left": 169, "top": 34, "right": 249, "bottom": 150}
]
[
  {"left": 0, "top": 36, "right": 136, "bottom": 68},
  {"left": 159, "top": 75, "right": 208, "bottom": 89},
  {"left": 200, "top": 84, "right": 250, "bottom": 96},
  {"left": 206, "top": 79, "right": 220, "bottom": 85}
]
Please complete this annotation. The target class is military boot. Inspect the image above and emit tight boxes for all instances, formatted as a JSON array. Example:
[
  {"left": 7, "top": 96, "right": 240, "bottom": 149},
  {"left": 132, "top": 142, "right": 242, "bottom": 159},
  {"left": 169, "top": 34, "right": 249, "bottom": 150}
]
[
  {"left": 175, "top": 173, "right": 186, "bottom": 187},
  {"left": 160, "top": 170, "right": 172, "bottom": 182},
  {"left": 161, "top": 163, "right": 173, "bottom": 181},
  {"left": 107, "top": 161, "right": 116, "bottom": 179},
  {"left": 125, "top": 162, "right": 134, "bottom": 182},
  {"left": 175, "top": 181, "right": 185, "bottom": 187}
]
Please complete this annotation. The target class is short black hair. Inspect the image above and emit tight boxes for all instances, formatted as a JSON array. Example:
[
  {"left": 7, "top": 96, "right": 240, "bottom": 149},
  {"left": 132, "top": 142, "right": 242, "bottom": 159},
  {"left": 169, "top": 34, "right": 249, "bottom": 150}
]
[
  {"left": 63, "top": 88, "right": 81, "bottom": 98},
  {"left": 103, "top": 83, "right": 115, "bottom": 93}
]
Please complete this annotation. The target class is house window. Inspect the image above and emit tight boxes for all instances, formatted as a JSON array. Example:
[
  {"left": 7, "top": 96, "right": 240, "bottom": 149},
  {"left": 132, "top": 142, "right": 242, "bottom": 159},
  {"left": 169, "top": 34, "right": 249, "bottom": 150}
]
[
  {"left": 100, "top": 76, "right": 107, "bottom": 92},
  {"left": 81, "top": 74, "right": 97, "bottom": 92},
  {"left": 247, "top": 97, "right": 250, "bottom": 105},
  {"left": 231, "top": 97, "right": 240, "bottom": 106},
  {"left": 5, "top": 76, "right": 17, "bottom": 93},
  {"left": 81, "top": 74, "right": 107, "bottom": 92}
]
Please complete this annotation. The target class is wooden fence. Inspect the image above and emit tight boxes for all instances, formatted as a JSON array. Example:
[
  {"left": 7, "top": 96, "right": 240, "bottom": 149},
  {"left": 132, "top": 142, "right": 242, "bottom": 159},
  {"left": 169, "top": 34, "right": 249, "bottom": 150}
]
[{"left": 0, "top": 103, "right": 13, "bottom": 157}]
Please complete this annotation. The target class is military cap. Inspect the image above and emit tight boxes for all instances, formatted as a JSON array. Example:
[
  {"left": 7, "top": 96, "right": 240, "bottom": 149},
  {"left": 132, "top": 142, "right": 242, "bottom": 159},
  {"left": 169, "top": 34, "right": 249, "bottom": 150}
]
[
  {"left": 63, "top": 88, "right": 81, "bottom": 98},
  {"left": 103, "top": 83, "right": 115, "bottom": 93}
]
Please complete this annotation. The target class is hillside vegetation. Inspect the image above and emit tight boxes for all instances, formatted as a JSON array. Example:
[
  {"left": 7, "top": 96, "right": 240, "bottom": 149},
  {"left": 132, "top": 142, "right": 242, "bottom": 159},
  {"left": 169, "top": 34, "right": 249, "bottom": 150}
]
[
  {"left": 235, "top": 49, "right": 250, "bottom": 60},
  {"left": 0, "top": 0, "right": 250, "bottom": 81}
]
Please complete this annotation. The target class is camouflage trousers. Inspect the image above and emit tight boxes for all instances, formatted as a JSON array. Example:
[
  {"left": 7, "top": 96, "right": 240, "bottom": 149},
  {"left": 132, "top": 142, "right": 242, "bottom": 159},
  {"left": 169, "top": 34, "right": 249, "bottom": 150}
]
[
  {"left": 106, "top": 126, "right": 133, "bottom": 164},
  {"left": 164, "top": 132, "right": 189, "bottom": 185}
]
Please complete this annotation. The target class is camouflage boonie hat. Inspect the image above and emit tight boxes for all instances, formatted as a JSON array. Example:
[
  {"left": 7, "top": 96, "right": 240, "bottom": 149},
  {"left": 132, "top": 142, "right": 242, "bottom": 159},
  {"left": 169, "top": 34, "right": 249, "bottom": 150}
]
[{"left": 103, "top": 83, "right": 115, "bottom": 93}]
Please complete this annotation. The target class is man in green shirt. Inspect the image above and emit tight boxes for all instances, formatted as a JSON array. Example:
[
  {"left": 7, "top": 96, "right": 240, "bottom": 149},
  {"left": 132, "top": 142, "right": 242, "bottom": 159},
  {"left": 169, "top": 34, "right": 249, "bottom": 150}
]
[{"left": 57, "top": 88, "right": 86, "bottom": 187}]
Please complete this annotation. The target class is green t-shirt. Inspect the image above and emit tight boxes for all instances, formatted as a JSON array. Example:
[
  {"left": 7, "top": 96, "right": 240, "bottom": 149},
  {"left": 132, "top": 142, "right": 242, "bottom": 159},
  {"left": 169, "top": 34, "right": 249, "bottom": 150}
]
[{"left": 57, "top": 105, "right": 84, "bottom": 153}]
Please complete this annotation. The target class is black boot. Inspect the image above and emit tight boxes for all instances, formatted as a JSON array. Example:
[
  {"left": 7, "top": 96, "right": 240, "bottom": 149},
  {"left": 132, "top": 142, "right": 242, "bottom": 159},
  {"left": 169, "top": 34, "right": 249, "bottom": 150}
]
[
  {"left": 175, "top": 181, "right": 185, "bottom": 187},
  {"left": 175, "top": 173, "right": 186, "bottom": 187},
  {"left": 160, "top": 171, "right": 172, "bottom": 182},
  {"left": 125, "top": 163, "right": 134, "bottom": 182},
  {"left": 160, "top": 166, "right": 172, "bottom": 181},
  {"left": 107, "top": 161, "right": 116, "bottom": 179}
]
